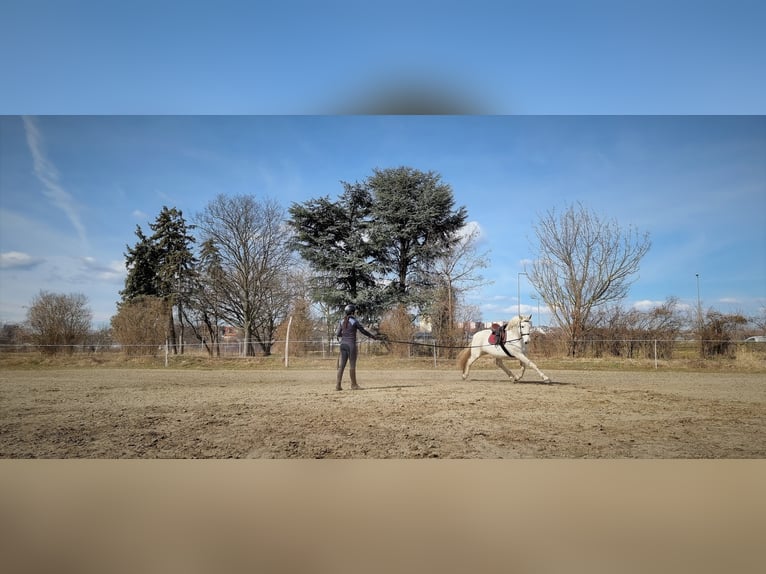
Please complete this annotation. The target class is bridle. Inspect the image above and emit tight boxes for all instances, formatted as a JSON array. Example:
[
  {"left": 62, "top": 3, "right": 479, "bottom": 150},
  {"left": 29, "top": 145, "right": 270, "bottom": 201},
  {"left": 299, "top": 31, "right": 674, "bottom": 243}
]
[{"left": 505, "top": 319, "right": 531, "bottom": 344}]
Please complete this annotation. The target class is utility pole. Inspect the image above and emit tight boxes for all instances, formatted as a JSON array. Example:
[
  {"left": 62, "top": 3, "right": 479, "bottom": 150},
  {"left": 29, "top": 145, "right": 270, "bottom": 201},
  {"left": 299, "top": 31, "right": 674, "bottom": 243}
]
[{"left": 696, "top": 273, "right": 703, "bottom": 357}]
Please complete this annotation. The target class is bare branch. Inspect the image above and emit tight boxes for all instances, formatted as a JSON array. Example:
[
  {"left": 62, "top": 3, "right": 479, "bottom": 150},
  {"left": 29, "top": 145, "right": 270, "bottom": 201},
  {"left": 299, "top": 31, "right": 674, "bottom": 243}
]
[{"left": 528, "top": 202, "right": 651, "bottom": 356}]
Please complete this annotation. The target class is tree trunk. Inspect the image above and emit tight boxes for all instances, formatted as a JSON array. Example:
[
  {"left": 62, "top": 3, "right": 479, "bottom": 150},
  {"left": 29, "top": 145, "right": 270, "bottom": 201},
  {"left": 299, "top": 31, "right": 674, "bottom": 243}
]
[
  {"left": 177, "top": 301, "right": 184, "bottom": 355},
  {"left": 167, "top": 302, "right": 178, "bottom": 355},
  {"left": 243, "top": 322, "right": 254, "bottom": 356}
]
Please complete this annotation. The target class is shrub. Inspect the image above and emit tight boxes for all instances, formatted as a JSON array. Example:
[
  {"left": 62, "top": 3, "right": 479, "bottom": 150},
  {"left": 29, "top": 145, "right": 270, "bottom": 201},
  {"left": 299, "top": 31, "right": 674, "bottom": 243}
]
[
  {"left": 111, "top": 296, "right": 167, "bottom": 355},
  {"left": 26, "top": 291, "right": 92, "bottom": 355}
]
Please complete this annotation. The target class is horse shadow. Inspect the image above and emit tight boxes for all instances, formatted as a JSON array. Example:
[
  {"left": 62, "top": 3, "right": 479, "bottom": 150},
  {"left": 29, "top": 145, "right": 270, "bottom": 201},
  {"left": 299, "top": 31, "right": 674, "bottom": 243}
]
[
  {"left": 466, "top": 377, "right": 571, "bottom": 386},
  {"left": 353, "top": 384, "right": 420, "bottom": 391},
  {"left": 514, "top": 379, "right": 571, "bottom": 387}
]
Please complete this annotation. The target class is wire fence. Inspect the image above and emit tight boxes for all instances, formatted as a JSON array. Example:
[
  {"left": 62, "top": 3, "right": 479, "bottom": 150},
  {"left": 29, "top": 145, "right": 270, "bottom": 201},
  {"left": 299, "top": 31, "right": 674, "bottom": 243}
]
[
  {"left": 0, "top": 339, "right": 412, "bottom": 358},
  {"left": 2, "top": 336, "right": 765, "bottom": 368}
]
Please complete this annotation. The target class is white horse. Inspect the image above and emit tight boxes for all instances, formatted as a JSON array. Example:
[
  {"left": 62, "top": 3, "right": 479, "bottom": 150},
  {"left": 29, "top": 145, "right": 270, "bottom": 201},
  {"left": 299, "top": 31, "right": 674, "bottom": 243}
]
[{"left": 457, "top": 315, "right": 550, "bottom": 382}]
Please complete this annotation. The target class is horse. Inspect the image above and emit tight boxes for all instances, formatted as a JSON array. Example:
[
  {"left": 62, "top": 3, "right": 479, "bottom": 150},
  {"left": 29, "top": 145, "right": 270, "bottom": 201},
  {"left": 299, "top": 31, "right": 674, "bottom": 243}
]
[{"left": 457, "top": 315, "right": 550, "bottom": 383}]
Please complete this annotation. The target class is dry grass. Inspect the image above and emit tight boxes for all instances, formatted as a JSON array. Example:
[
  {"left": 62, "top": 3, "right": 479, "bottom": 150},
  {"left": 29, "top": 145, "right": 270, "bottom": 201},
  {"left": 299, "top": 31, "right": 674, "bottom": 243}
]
[{"left": 1, "top": 346, "right": 764, "bottom": 373}]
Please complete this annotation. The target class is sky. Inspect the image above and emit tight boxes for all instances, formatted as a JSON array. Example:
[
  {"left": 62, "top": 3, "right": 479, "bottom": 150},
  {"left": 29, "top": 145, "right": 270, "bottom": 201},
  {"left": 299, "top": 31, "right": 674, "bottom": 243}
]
[
  {"left": 1, "top": 0, "right": 764, "bottom": 115},
  {"left": 1, "top": 115, "right": 764, "bottom": 327},
  {"left": 1, "top": 0, "right": 765, "bottom": 327}
]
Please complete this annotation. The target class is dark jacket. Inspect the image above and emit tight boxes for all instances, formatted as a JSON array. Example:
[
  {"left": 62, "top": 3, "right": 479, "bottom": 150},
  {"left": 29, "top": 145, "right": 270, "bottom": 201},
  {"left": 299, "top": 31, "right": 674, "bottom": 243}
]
[{"left": 336, "top": 316, "right": 375, "bottom": 347}]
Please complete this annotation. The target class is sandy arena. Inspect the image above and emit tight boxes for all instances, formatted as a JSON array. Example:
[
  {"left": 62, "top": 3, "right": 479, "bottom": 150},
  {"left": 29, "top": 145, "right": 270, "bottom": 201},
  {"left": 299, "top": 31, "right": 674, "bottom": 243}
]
[{"left": 1, "top": 365, "right": 764, "bottom": 458}]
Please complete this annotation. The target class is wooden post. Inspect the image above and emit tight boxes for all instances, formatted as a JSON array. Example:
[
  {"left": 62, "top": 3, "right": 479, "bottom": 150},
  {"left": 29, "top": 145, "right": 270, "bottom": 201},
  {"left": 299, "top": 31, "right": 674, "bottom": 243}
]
[{"left": 284, "top": 316, "right": 293, "bottom": 367}]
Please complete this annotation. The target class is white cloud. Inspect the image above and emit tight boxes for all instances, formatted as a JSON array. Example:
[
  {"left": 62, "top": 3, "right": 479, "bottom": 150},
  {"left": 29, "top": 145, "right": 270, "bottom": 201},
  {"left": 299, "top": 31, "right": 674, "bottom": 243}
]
[
  {"left": 22, "top": 116, "right": 88, "bottom": 247},
  {"left": 633, "top": 299, "right": 694, "bottom": 313},
  {"left": 632, "top": 299, "right": 665, "bottom": 311},
  {"left": 458, "top": 220, "right": 484, "bottom": 241},
  {"left": 0, "top": 251, "right": 44, "bottom": 269},
  {"left": 132, "top": 209, "right": 148, "bottom": 219}
]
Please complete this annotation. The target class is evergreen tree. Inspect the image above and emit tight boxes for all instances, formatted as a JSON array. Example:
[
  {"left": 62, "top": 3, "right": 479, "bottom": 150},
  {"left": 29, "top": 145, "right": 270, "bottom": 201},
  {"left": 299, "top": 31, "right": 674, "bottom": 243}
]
[
  {"left": 120, "top": 207, "right": 196, "bottom": 354},
  {"left": 121, "top": 226, "right": 159, "bottom": 299},
  {"left": 367, "top": 166, "right": 467, "bottom": 310},
  {"left": 288, "top": 182, "right": 379, "bottom": 318},
  {"left": 289, "top": 168, "right": 468, "bottom": 322},
  {"left": 148, "top": 206, "right": 196, "bottom": 354}
]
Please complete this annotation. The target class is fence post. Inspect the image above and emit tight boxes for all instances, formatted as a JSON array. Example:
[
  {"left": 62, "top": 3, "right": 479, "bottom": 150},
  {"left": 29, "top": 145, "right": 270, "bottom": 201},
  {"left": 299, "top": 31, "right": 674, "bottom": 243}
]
[
  {"left": 654, "top": 339, "right": 658, "bottom": 369},
  {"left": 284, "top": 316, "right": 293, "bottom": 368}
]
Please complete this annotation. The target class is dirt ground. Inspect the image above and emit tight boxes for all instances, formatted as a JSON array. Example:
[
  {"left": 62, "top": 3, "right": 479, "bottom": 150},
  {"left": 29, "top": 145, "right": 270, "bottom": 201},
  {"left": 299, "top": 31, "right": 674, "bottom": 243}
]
[{"left": 1, "top": 364, "right": 764, "bottom": 458}]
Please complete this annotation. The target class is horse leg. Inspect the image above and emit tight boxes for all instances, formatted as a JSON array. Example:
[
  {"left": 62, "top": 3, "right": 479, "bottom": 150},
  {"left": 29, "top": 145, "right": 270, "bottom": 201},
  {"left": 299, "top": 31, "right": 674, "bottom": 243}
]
[
  {"left": 494, "top": 358, "right": 517, "bottom": 381},
  {"left": 516, "top": 360, "right": 527, "bottom": 382},
  {"left": 516, "top": 353, "right": 550, "bottom": 382},
  {"left": 462, "top": 350, "right": 482, "bottom": 380}
]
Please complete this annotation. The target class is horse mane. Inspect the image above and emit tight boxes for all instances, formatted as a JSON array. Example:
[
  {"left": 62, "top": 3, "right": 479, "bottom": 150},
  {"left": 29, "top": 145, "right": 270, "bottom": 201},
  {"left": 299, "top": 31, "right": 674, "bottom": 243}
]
[{"left": 507, "top": 315, "right": 522, "bottom": 327}]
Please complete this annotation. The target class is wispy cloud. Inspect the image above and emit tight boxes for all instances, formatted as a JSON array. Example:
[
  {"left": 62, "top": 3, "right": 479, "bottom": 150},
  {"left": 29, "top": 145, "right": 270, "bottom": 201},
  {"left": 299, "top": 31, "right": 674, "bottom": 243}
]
[
  {"left": 80, "top": 257, "right": 126, "bottom": 282},
  {"left": 0, "top": 251, "right": 44, "bottom": 270},
  {"left": 22, "top": 116, "right": 88, "bottom": 247}
]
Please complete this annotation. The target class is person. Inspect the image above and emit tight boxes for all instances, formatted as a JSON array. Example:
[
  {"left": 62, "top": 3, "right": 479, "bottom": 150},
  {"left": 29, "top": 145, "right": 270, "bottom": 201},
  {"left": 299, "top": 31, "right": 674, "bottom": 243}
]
[{"left": 336, "top": 304, "right": 377, "bottom": 391}]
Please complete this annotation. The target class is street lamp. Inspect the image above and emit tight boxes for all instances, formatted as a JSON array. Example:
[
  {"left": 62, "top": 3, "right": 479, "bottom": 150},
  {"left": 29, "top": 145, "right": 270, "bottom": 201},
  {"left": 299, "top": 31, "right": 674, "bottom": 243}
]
[
  {"left": 530, "top": 294, "right": 541, "bottom": 326},
  {"left": 695, "top": 273, "right": 701, "bottom": 317},
  {"left": 696, "top": 272, "right": 703, "bottom": 332}
]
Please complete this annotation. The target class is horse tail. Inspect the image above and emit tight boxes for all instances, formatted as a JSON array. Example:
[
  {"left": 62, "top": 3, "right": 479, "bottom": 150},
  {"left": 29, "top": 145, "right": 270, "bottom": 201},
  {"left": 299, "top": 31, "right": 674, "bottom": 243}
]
[{"left": 457, "top": 347, "right": 471, "bottom": 372}]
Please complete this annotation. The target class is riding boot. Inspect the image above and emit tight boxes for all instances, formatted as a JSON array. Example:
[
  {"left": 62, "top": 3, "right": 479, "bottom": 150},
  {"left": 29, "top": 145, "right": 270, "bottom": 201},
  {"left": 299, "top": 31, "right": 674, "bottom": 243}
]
[
  {"left": 350, "top": 369, "right": 360, "bottom": 390},
  {"left": 335, "top": 375, "right": 342, "bottom": 391}
]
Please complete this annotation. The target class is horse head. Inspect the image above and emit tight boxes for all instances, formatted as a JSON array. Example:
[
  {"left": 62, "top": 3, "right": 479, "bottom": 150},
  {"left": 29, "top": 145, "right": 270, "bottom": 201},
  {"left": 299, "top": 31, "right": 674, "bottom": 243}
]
[{"left": 509, "top": 314, "right": 532, "bottom": 345}]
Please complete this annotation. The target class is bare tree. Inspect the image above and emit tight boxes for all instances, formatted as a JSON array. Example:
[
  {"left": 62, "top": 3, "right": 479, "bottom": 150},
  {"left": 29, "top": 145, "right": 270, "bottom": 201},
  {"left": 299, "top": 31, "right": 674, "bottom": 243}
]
[
  {"left": 751, "top": 306, "right": 766, "bottom": 334},
  {"left": 182, "top": 239, "right": 226, "bottom": 357},
  {"left": 528, "top": 203, "right": 651, "bottom": 356},
  {"left": 700, "top": 310, "right": 747, "bottom": 358},
  {"left": 0, "top": 323, "right": 26, "bottom": 349},
  {"left": 588, "top": 297, "right": 683, "bottom": 359},
  {"left": 273, "top": 295, "right": 318, "bottom": 358},
  {"left": 250, "top": 268, "right": 293, "bottom": 355},
  {"left": 379, "top": 304, "right": 416, "bottom": 358},
  {"left": 426, "top": 223, "right": 492, "bottom": 355},
  {"left": 194, "top": 195, "right": 293, "bottom": 356},
  {"left": 26, "top": 291, "right": 92, "bottom": 354}
]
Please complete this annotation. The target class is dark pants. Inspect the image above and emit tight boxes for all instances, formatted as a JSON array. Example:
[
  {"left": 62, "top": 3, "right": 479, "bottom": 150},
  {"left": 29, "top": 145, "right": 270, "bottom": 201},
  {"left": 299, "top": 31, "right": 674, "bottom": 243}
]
[{"left": 337, "top": 343, "right": 359, "bottom": 388}]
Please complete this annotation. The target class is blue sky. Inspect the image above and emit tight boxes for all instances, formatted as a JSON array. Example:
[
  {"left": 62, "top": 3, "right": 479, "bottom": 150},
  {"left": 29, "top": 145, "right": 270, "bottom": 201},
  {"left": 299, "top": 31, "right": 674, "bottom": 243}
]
[
  {"left": 1, "top": 1, "right": 765, "bottom": 326},
  {"left": 1, "top": 0, "right": 764, "bottom": 115},
  {"left": 1, "top": 115, "right": 764, "bottom": 326}
]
